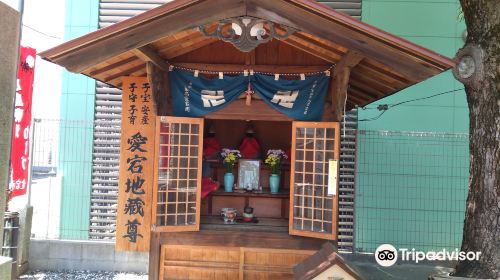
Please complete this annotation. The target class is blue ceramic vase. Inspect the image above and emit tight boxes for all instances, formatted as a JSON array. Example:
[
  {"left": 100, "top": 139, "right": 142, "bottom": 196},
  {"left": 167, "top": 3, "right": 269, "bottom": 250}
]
[
  {"left": 269, "top": 174, "right": 280, "bottom": 193},
  {"left": 224, "top": 173, "right": 234, "bottom": 192}
]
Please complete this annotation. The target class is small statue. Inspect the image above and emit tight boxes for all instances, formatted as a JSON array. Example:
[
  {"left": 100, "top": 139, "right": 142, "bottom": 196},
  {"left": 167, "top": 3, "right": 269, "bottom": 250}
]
[
  {"left": 202, "top": 125, "right": 220, "bottom": 181},
  {"left": 203, "top": 125, "right": 220, "bottom": 160},
  {"left": 239, "top": 126, "right": 261, "bottom": 159}
]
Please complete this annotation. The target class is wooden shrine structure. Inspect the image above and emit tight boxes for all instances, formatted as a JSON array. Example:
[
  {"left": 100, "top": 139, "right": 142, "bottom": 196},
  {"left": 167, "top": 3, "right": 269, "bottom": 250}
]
[{"left": 40, "top": 0, "right": 455, "bottom": 279}]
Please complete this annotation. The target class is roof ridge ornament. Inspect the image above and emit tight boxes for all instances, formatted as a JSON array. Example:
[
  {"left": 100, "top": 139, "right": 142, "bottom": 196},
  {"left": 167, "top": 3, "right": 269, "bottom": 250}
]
[{"left": 198, "top": 16, "right": 298, "bottom": 52}]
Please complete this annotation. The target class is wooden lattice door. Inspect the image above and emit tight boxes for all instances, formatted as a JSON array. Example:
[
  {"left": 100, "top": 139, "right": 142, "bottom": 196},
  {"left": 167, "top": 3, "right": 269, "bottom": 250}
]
[
  {"left": 152, "top": 116, "right": 204, "bottom": 232},
  {"left": 289, "top": 121, "right": 340, "bottom": 240}
]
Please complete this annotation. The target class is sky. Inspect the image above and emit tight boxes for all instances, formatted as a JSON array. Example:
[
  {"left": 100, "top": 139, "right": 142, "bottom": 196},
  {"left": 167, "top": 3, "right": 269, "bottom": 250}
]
[
  {"left": 1, "top": 0, "right": 17, "bottom": 10},
  {"left": 1, "top": 0, "right": 65, "bottom": 119}
]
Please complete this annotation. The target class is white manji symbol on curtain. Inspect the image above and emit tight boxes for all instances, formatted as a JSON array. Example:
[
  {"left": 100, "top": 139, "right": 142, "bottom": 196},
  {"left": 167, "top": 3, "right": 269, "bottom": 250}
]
[
  {"left": 271, "top": 90, "right": 298, "bottom": 108},
  {"left": 201, "top": 90, "right": 226, "bottom": 107}
]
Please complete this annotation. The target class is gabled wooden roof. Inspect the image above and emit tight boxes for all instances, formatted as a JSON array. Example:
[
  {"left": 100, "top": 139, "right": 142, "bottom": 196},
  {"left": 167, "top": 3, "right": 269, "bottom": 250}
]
[
  {"left": 294, "top": 242, "right": 362, "bottom": 280},
  {"left": 39, "top": 0, "right": 455, "bottom": 109}
]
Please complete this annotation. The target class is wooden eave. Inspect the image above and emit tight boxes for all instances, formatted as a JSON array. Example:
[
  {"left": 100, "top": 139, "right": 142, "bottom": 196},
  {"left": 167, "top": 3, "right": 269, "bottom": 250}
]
[
  {"left": 39, "top": 0, "right": 456, "bottom": 109},
  {"left": 294, "top": 242, "right": 362, "bottom": 280}
]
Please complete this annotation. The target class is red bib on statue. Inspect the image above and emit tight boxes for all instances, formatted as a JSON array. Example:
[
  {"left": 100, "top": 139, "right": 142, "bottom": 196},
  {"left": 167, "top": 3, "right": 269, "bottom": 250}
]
[
  {"left": 239, "top": 137, "right": 261, "bottom": 159},
  {"left": 203, "top": 137, "right": 220, "bottom": 158}
]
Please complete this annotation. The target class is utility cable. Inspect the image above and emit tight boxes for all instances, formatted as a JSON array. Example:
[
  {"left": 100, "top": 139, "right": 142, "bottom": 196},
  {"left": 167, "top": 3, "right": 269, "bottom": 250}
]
[{"left": 358, "top": 88, "right": 465, "bottom": 122}]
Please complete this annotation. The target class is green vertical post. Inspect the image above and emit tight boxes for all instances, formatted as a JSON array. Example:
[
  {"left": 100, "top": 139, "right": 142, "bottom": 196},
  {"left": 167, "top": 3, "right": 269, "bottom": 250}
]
[{"left": 58, "top": 0, "right": 99, "bottom": 240}]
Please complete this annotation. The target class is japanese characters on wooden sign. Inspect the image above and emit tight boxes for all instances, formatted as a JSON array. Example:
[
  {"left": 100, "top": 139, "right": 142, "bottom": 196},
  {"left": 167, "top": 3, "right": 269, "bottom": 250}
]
[{"left": 116, "top": 77, "right": 156, "bottom": 251}]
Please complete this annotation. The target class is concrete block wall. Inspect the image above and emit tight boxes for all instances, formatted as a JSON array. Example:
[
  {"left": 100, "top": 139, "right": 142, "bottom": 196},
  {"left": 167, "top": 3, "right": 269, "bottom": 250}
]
[
  {"left": 0, "top": 2, "right": 20, "bottom": 247},
  {"left": 17, "top": 207, "right": 33, "bottom": 275},
  {"left": 29, "top": 239, "right": 148, "bottom": 273},
  {"left": 0, "top": 257, "right": 12, "bottom": 280}
]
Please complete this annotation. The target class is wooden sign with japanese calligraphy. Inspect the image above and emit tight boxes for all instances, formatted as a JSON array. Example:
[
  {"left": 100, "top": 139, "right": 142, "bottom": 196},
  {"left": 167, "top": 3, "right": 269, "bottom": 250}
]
[{"left": 116, "top": 77, "right": 156, "bottom": 251}]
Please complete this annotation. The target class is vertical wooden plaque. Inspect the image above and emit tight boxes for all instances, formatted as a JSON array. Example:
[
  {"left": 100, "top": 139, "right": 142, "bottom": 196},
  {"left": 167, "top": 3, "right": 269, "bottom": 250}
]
[{"left": 116, "top": 77, "right": 156, "bottom": 251}]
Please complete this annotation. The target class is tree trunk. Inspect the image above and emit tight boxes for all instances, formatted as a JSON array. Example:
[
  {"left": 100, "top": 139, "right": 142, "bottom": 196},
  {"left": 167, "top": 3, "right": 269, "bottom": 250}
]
[{"left": 453, "top": 1, "right": 500, "bottom": 278}]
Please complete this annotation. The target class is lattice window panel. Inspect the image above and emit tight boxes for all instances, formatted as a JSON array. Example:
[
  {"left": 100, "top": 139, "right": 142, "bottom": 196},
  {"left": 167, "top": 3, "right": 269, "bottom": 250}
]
[
  {"left": 290, "top": 122, "right": 340, "bottom": 240},
  {"left": 154, "top": 117, "right": 203, "bottom": 231}
]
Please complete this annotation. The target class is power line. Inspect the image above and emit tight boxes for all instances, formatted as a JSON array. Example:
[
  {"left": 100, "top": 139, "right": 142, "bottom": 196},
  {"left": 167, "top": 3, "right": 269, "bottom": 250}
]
[
  {"left": 358, "top": 110, "right": 387, "bottom": 122},
  {"left": 358, "top": 88, "right": 465, "bottom": 122},
  {"left": 390, "top": 88, "right": 465, "bottom": 108},
  {"left": 23, "top": 24, "right": 61, "bottom": 40}
]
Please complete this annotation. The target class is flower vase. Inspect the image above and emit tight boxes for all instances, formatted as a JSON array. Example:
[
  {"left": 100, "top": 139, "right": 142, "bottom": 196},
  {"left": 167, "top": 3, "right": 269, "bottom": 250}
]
[
  {"left": 224, "top": 173, "right": 234, "bottom": 192},
  {"left": 269, "top": 174, "right": 280, "bottom": 193}
]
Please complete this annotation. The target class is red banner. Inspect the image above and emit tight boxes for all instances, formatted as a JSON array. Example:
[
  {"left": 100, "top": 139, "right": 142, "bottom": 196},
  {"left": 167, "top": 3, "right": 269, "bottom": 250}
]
[{"left": 9, "top": 46, "right": 36, "bottom": 199}]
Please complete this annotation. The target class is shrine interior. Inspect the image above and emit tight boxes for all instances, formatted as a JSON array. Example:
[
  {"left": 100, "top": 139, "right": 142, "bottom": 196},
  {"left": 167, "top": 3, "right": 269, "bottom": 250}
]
[{"left": 199, "top": 119, "right": 293, "bottom": 231}]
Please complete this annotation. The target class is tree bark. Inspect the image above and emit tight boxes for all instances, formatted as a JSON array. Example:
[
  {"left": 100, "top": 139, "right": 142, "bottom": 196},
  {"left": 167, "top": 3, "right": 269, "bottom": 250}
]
[{"left": 453, "top": 1, "right": 500, "bottom": 278}]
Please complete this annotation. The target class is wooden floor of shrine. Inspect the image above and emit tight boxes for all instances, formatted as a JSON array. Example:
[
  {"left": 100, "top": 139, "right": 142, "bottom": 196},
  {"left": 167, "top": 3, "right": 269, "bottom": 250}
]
[
  {"left": 200, "top": 215, "right": 289, "bottom": 232},
  {"left": 149, "top": 217, "right": 325, "bottom": 280}
]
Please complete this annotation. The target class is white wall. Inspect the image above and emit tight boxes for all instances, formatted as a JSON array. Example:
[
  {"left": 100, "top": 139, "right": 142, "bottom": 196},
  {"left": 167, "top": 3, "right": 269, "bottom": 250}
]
[
  {"left": 1, "top": 0, "right": 66, "bottom": 120},
  {"left": 21, "top": 0, "right": 65, "bottom": 119}
]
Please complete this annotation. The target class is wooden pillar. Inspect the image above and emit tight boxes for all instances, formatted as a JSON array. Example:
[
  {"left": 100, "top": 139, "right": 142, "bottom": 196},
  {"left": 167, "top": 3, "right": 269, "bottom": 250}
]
[
  {"left": 146, "top": 62, "right": 171, "bottom": 116},
  {"left": 148, "top": 231, "right": 161, "bottom": 280},
  {"left": 330, "top": 51, "right": 364, "bottom": 121},
  {"left": 132, "top": 45, "right": 172, "bottom": 116}
]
